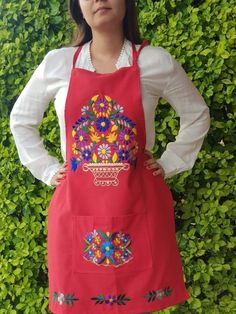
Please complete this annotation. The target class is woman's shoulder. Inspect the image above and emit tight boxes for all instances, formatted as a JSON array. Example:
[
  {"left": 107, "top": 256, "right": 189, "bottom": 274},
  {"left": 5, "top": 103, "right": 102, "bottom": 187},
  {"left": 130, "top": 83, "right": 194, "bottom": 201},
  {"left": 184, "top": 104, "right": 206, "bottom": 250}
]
[
  {"left": 44, "top": 46, "right": 77, "bottom": 62},
  {"left": 134, "top": 41, "right": 174, "bottom": 75},
  {"left": 139, "top": 42, "right": 173, "bottom": 65},
  {"left": 39, "top": 46, "right": 78, "bottom": 77}
]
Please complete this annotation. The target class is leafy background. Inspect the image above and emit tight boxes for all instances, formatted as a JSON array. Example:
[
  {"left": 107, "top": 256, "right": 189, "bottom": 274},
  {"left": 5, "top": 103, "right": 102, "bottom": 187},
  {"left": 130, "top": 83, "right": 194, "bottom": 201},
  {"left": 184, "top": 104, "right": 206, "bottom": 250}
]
[{"left": 0, "top": 0, "right": 235, "bottom": 313}]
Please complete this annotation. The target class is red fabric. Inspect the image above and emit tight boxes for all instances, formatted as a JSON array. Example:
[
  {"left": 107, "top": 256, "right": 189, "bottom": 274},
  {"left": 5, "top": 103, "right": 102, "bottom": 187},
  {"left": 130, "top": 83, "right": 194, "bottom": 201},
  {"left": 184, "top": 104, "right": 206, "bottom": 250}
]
[{"left": 47, "top": 39, "right": 190, "bottom": 314}]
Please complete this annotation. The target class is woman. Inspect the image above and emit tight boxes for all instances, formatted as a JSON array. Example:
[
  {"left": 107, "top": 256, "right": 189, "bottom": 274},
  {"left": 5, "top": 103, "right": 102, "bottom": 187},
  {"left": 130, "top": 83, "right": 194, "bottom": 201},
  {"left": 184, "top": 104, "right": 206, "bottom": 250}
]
[{"left": 10, "top": 0, "right": 210, "bottom": 313}]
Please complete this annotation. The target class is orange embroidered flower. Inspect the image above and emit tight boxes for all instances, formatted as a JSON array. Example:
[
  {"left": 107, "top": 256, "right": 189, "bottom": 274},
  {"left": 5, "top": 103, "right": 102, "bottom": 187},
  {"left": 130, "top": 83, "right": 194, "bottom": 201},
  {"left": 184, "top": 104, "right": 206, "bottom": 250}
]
[
  {"left": 94, "top": 236, "right": 101, "bottom": 244},
  {"left": 95, "top": 250, "right": 102, "bottom": 258}
]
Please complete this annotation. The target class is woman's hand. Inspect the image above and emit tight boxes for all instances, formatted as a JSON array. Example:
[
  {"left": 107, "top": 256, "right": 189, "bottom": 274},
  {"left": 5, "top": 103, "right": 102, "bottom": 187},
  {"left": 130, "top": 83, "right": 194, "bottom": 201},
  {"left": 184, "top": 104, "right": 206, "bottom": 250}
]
[
  {"left": 144, "top": 150, "right": 165, "bottom": 178},
  {"left": 50, "top": 161, "right": 68, "bottom": 187}
]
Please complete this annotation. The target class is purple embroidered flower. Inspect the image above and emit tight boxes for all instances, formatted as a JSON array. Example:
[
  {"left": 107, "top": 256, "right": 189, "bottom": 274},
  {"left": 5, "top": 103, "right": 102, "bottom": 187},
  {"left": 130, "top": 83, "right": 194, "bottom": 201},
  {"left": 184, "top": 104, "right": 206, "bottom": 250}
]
[
  {"left": 71, "top": 157, "right": 78, "bottom": 171},
  {"left": 96, "top": 117, "right": 110, "bottom": 132},
  {"left": 82, "top": 149, "right": 92, "bottom": 161},
  {"left": 96, "top": 98, "right": 109, "bottom": 112},
  {"left": 119, "top": 129, "right": 134, "bottom": 145},
  {"left": 75, "top": 130, "right": 89, "bottom": 146},
  {"left": 101, "top": 241, "right": 114, "bottom": 257},
  {"left": 118, "top": 149, "right": 129, "bottom": 161},
  {"left": 105, "top": 295, "right": 116, "bottom": 305}
]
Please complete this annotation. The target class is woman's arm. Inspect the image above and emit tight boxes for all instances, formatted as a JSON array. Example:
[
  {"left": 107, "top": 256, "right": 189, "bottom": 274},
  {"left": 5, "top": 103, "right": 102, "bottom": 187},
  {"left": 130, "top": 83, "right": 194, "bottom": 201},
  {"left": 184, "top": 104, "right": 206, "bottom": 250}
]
[
  {"left": 9, "top": 50, "right": 64, "bottom": 186},
  {"left": 156, "top": 50, "right": 210, "bottom": 178}
]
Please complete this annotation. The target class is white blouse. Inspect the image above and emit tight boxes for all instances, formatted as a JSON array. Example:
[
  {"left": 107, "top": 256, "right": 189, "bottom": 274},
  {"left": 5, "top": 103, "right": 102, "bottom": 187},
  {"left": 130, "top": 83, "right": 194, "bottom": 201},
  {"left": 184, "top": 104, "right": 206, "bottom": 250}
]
[{"left": 9, "top": 38, "right": 210, "bottom": 187}]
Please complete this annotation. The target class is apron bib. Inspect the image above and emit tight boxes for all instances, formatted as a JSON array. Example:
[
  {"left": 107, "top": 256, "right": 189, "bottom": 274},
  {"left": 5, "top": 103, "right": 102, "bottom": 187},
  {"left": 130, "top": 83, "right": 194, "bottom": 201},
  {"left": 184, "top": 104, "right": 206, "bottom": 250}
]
[{"left": 47, "top": 39, "right": 190, "bottom": 314}]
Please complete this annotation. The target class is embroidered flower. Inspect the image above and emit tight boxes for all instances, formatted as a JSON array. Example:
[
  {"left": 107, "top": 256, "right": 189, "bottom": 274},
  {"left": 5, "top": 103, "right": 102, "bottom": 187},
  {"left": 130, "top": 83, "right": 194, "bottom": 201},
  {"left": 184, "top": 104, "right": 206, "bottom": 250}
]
[
  {"left": 75, "top": 130, "right": 89, "bottom": 146},
  {"left": 96, "top": 117, "right": 110, "bottom": 132},
  {"left": 90, "top": 131, "right": 101, "bottom": 143},
  {"left": 113, "top": 104, "right": 124, "bottom": 113},
  {"left": 53, "top": 292, "right": 79, "bottom": 305},
  {"left": 70, "top": 94, "right": 139, "bottom": 185},
  {"left": 83, "top": 229, "right": 133, "bottom": 267},
  {"left": 101, "top": 241, "right": 114, "bottom": 257},
  {"left": 105, "top": 295, "right": 116, "bottom": 305},
  {"left": 118, "top": 149, "right": 129, "bottom": 161},
  {"left": 82, "top": 149, "right": 92, "bottom": 161},
  {"left": 71, "top": 157, "right": 78, "bottom": 171},
  {"left": 119, "top": 129, "right": 135, "bottom": 145},
  {"left": 91, "top": 293, "right": 131, "bottom": 305},
  {"left": 98, "top": 144, "right": 111, "bottom": 160},
  {"left": 94, "top": 235, "right": 102, "bottom": 244},
  {"left": 72, "top": 143, "right": 78, "bottom": 154},
  {"left": 57, "top": 293, "right": 65, "bottom": 305},
  {"left": 106, "top": 132, "right": 118, "bottom": 143},
  {"left": 144, "top": 287, "right": 174, "bottom": 302},
  {"left": 81, "top": 105, "right": 90, "bottom": 115},
  {"left": 92, "top": 97, "right": 112, "bottom": 118}
]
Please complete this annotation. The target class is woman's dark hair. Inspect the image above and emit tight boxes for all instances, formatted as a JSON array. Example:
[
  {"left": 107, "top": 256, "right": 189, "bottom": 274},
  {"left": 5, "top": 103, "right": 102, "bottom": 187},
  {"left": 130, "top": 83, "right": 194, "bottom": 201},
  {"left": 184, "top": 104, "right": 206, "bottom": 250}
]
[{"left": 67, "top": 0, "right": 142, "bottom": 47}]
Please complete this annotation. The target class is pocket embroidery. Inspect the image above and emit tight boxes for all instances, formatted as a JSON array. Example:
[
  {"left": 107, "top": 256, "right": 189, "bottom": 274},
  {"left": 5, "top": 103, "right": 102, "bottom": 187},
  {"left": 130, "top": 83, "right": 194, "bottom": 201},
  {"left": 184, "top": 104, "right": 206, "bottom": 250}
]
[
  {"left": 53, "top": 292, "right": 79, "bottom": 305},
  {"left": 83, "top": 229, "right": 133, "bottom": 267},
  {"left": 70, "top": 94, "right": 139, "bottom": 186},
  {"left": 91, "top": 293, "right": 131, "bottom": 306},
  {"left": 144, "top": 287, "right": 174, "bottom": 302}
]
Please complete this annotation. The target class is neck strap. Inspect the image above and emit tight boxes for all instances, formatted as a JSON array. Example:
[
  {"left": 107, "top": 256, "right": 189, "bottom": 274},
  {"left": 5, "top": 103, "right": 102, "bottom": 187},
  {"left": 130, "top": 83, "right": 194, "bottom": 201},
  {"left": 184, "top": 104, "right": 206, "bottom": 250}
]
[
  {"left": 73, "top": 39, "right": 149, "bottom": 69},
  {"left": 132, "top": 39, "right": 149, "bottom": 66}
]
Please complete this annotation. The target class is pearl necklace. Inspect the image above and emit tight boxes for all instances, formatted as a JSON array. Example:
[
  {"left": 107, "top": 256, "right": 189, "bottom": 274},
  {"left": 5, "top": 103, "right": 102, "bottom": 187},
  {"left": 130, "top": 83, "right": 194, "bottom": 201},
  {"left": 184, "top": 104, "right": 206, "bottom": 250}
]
[{"left": 88, "top": 39, "right": 127, "bottom": 72}]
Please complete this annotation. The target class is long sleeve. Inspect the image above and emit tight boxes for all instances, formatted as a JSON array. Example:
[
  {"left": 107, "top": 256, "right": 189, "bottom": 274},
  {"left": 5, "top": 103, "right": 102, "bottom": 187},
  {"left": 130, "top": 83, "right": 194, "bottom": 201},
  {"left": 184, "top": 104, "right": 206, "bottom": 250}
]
[
  {"left": 156, "top": 51, "right": 210, "bottom": 178},
  {"left": 9, "top": 50, "right": 64, "bottom": 187}
]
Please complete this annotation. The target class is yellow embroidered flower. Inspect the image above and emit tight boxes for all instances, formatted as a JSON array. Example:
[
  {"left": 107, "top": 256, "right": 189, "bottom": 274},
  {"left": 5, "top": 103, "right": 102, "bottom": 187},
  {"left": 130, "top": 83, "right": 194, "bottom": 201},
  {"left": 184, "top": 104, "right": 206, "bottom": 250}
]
[
  {"left": 90, "top": 132, "right": 101, "bottom": 143},
  {"left": 106, "top": 132, "right": 117, "bottom": 143},
  {"left": 72, "top": 129, "right": 76, "bottom": 137},
  {"left": 72, "top": 143, "right": 78, "bottom": 154}
]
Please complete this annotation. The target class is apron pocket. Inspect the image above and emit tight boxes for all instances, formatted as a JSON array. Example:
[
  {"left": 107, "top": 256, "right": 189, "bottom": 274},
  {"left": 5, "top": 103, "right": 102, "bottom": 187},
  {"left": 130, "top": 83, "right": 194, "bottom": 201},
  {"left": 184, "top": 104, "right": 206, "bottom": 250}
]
[{"left": 72, "top": 212, "right": 153, "bottom": 274}]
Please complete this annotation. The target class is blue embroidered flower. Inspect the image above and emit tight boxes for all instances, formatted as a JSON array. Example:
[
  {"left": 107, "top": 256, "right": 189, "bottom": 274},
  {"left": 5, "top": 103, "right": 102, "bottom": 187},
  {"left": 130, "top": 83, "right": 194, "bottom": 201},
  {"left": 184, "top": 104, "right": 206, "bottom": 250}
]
[
  {"left": 96, "top": 117, "right": 110, "bottom": 132},
  {"left": 82, "top": 149, "right": 92, "bottom": 161},
  {"left": 101, "top": 241, "right": 114, "bottom": 257},
  {"left": 118, "top": 149, "right": 129, "bottom": 161},
  {"left": 71, "top": 157, "right": 78, "bottom": 171},
  {"left": 123, "top": 251, "right": 129, "bottom": 257}
]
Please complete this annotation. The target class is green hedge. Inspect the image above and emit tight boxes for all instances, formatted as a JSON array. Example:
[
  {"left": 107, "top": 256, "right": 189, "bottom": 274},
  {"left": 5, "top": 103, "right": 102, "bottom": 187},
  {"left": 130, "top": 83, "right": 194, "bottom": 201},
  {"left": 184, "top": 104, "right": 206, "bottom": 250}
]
[{"left": 0, "top": 0, "right": 235, "bottom": 313}]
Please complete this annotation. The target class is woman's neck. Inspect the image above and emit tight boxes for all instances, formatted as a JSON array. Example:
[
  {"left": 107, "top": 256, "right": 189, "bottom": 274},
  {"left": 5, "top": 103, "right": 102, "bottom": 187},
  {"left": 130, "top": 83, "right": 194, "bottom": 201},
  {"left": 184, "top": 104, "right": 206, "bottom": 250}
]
[{"left": 90, "top": 30, "right": 125, "bottom": 62}]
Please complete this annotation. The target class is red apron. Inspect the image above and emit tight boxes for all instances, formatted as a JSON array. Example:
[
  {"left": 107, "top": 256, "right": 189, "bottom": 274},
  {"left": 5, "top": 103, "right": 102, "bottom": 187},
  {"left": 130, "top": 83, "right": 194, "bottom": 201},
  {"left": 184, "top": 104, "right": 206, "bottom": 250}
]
[{"left": 47, "top": 39, "right": 190, "bottom": 314}]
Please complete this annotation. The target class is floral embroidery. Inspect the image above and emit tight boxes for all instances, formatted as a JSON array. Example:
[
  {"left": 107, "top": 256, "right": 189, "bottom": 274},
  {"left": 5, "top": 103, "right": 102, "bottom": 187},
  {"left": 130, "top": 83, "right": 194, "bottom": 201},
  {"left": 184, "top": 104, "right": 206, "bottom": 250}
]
[
  {"left": 53, "top": 292, "right": 79, "bottom": 305},
  {"left": 144, "top": 287, "right": 174, "bottom": 302},
  {"left": 91, "top": 293, "right": 131, "bottom": 305},
  {"left": 83, "top": 229, "right": 133, "bottom": 267},
  {"left": 70, "top": 94, "right": 139, "bottom": 186}
]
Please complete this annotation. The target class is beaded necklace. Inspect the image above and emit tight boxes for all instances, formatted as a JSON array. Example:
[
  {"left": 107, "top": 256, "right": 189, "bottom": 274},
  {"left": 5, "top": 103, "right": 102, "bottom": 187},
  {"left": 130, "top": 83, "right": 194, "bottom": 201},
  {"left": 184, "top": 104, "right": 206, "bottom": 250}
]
[{"left": 87, "top": 38, "right": 127, "bottom": 72}]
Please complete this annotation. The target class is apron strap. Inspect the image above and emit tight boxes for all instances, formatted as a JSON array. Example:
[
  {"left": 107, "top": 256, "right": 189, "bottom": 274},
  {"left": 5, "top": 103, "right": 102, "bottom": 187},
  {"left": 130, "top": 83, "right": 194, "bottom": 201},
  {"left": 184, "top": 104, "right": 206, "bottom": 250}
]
[
  {"left": 132, "top": 39, "right": 149, "bottom": 66},
  {"left": 73, "top": 45, "right": 83, "bottom": 68}
]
